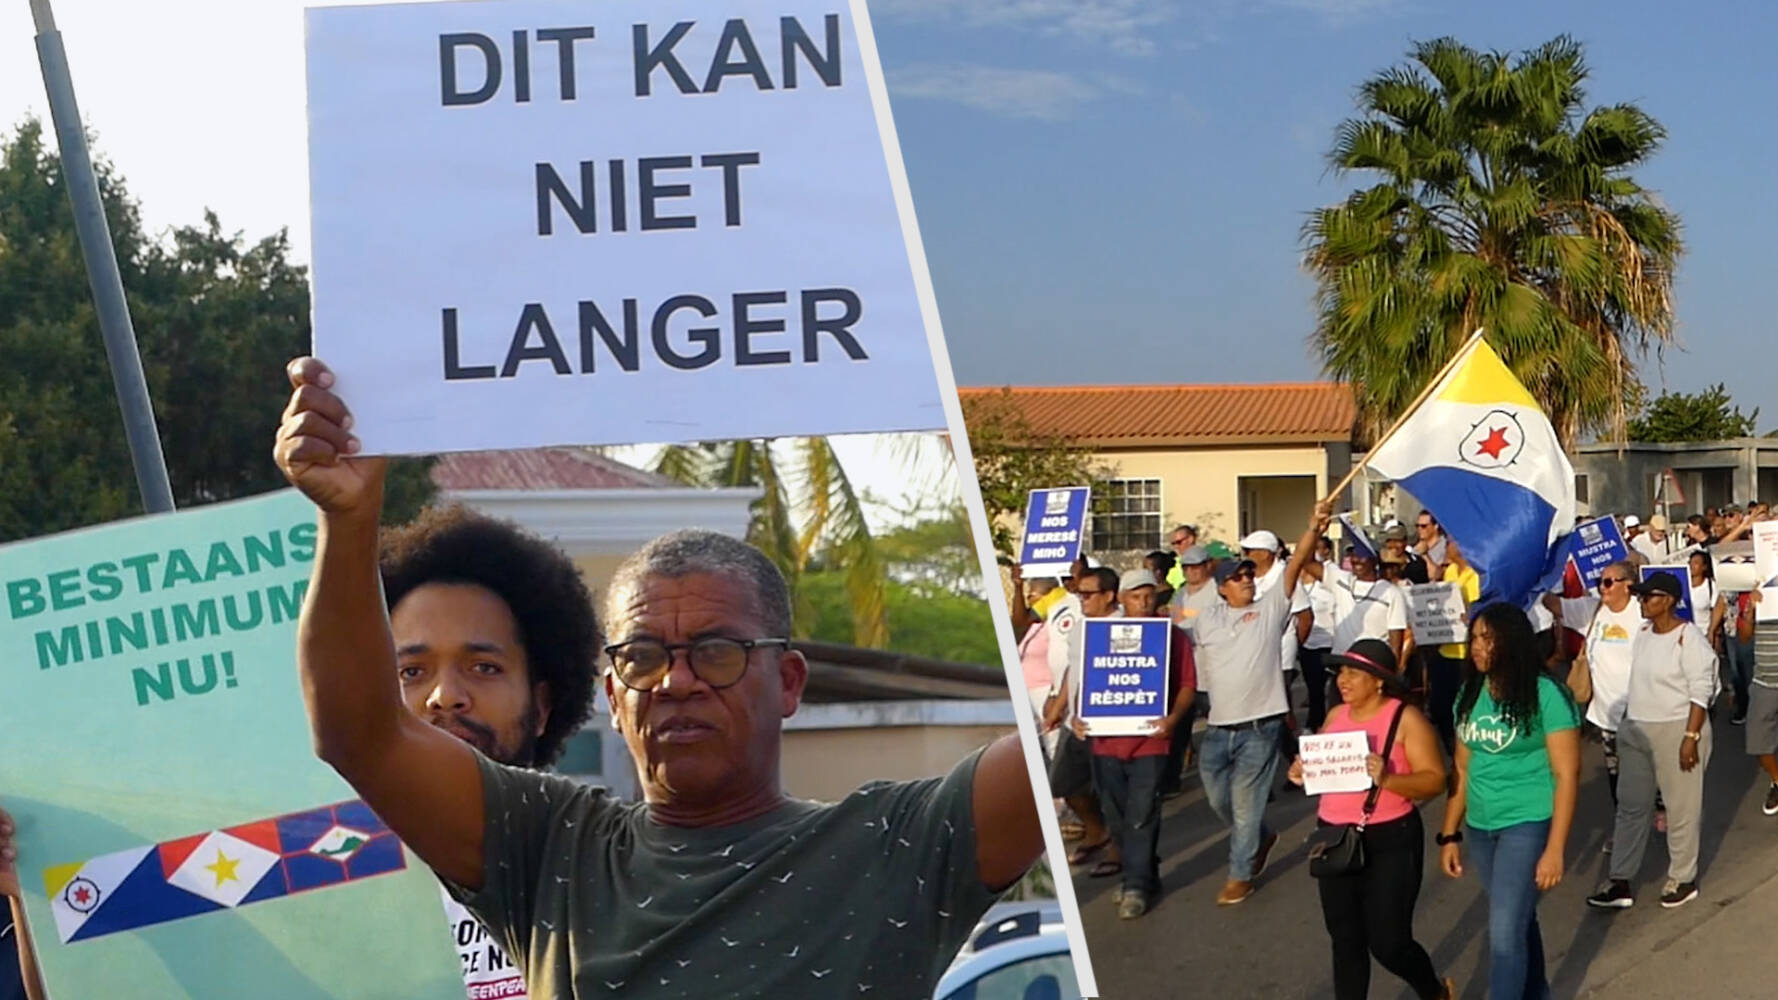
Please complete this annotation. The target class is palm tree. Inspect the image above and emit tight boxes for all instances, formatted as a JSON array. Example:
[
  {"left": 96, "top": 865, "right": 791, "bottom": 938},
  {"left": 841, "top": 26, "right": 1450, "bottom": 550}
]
[
  {"left": 1303, "top": 35, "right": 1682, "bottom": 449},
  {"left": 652, "top": 437, "right": 889, "bottom": 647}
]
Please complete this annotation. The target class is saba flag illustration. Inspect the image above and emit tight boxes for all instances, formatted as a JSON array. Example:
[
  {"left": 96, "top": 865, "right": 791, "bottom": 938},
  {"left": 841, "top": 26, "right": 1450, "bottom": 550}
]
[
  {"left": 45, "top": 800, "right": 405, "bottom": 944},
  {"left": 1366, "top": 338, "right": 1576, "bottom": 612}
]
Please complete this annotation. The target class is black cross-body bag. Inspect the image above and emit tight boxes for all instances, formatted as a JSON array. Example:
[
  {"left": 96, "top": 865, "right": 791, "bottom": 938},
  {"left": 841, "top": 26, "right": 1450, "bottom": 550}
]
[{"left": 1307, "top": 702, "right": 1406, "bottom": 878}]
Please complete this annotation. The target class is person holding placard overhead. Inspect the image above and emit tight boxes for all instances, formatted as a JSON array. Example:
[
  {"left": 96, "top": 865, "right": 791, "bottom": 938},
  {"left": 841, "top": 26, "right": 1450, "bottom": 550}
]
[
  {"left": 1185, "top": 501, "right": 1331, "bottom": 906},
  {"left": 273, "top": 359, "right": 1043, "bottom": 998},
  {"left": 1437, "top": 604, "right": 1581, "bottom": 1000},
  {"left": 1287, "top": 639, "right": 1453, "bottom": 1000}
]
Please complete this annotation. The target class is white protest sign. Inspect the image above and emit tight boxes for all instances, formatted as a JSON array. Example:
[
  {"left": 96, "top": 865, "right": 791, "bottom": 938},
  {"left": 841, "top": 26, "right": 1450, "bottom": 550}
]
[
  {"left": 306, "top": 0, "right": 945, "bottom": 454},
  {"left": 1407, "top": 581, "right": 1466, "bottom": 646},
  {"left": 1298, "top": 731, "right": 1373, "bottom": 796},
  {"left": 1755, "top": 523, "right": 1778, "bottom": 622},
  {"left": 1713, "top": 541, "right": 1757, "bottom": 593}
]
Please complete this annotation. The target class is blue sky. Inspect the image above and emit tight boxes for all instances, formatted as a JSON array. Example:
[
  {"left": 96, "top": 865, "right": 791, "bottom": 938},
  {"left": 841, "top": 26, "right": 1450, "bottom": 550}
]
[{"left": 875, "top": 0, "right": 1778, "bottom": 431}]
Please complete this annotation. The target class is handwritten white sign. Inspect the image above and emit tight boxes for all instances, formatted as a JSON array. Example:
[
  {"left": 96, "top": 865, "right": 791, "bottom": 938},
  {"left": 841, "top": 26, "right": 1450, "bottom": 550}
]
[
  {"left": 1407, "top": 581, "right": 1466, "bottom": 646},
  {"left": 1299, "top": 731, "right": 1373, "bottom": 795}
]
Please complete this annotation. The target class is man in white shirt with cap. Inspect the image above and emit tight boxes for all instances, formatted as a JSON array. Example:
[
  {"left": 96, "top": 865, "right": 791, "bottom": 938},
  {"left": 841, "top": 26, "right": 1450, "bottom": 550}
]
[
  {"left": 1240, "top": 529, "right": 1313, "bottom": 738},
  {"left": 1186, "top": 504, "right": 1330, "bottom": 906}
]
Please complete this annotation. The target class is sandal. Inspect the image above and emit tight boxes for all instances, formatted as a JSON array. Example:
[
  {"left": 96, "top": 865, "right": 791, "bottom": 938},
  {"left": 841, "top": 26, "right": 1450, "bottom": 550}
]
[
  {"left": 1088, "top": 859, "right": 1123, "bottom": 879},
  {"left": 1067, "top": 838, "right": 1110, "bottom": 865}
]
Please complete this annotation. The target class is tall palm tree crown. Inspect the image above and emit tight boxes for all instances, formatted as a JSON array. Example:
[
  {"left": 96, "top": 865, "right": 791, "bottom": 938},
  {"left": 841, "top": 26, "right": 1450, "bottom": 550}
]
[{"left": 1304, "top": 35, "right": 1682, "bottom": 449}]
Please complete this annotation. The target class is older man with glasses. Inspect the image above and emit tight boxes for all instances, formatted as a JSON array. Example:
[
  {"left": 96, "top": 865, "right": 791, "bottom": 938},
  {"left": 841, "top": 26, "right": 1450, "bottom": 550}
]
[
  {"left": 1183, "top": 503, "right": 1331, "bottom": 906},
  {"left": 274, "top": 357, "right": 1044, "bottom": 998}
]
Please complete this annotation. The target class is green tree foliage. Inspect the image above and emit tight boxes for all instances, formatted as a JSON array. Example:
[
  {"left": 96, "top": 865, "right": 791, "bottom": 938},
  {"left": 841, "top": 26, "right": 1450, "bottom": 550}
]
[
  {"left": 960, "top": 389, "right": 1111, "bottom": 556},
  {"left": 1304, "top": 36, "right": 1683, "bottom": 448},
  {"left": 1628, "top": 383, "right": 1759, "bottom": 443},
  {"left": 0, "top": 119, "right": 433, "bottom": 542},
  {"left": 652, "top": 438, "right": 889, "bottom": 646},
  {"left": 799, "top": 500, "right": 998, "bottom": 664}
]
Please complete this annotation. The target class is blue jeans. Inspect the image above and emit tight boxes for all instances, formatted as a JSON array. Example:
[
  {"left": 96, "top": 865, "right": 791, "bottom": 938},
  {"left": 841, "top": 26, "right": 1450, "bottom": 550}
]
[
  {"left": 1199, "top": 716, "right": 1282, "bottom": 881},
  {"left": 1467, "top": 819, "right": 1551, "bottom": 1000},
  {"left": 1091, "top": 754, "right": 1166, "bottom": 898},
  {"left": 1725, "top": 636, "right": 1754, "bottom": 710}
]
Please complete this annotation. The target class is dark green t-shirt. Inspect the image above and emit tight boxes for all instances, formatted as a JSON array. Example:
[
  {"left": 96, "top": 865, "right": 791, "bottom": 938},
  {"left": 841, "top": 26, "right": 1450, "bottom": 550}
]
[{"left": 445, "top": 750, "right": 1000, "bottom": 999}]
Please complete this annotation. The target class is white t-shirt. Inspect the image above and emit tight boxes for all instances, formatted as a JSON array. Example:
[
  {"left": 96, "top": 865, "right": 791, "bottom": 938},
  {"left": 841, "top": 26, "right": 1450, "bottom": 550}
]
[
  {"left": 443, "top": 889, "right": 528, "bottom": 999},
  {"left": 1255, "top": 558, "right": 1308, "bottom": 669},
  {"left": 1561, "top": 595, "right": 1601, "bottom": 632},
  {"left": 1689, "top": 578, "right": 1720, "bottom": 633},
  {"left": 1583, "top": 601, "right": 1642, "bottom": 731},
  {"left": 1626, "top": 621, "right": 1720, "bottom": 724},
  {"left": 1322, "top": 567, "right": 1408, "bottom": 654},
  {"left": 1306, "top": 571, "right": 1339, "bottom": 651},
  {"left": 1172, "top": 581, "right": 1223, "bottom": 691},
  {"left": 1528, "top": 598, "right": 1554, "bottom": 633},
  {"left": 1632, "top": 532, "right": 1673, "bottom": 563},
  {"left": 1184, "top": 581, "right": 1291, "bottom": 725}
]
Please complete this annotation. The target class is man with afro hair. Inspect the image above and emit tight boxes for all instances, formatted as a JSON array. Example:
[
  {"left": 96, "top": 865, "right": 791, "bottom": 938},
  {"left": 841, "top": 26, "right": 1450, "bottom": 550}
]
[
  {"left": 275, "top": 358, "right": 1045, "bottom": 999},
  {"left": 380, "top": 504, "right": 603, "bottom": 999}
]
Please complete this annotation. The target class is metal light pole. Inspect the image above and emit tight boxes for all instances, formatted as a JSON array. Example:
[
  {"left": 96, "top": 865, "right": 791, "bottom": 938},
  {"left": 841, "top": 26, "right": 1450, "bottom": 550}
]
[{"left": 29, "top": 0, "right": 176, "bottom": 514}]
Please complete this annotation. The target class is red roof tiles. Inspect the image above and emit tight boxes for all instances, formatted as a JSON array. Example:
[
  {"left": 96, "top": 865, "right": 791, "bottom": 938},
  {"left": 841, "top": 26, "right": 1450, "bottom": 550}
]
[
  {"left": 432, "top": 448, "right": 678, "bottom": 491},
  {"left": 958, "top": 383, "right": 1356, "bottom": 447}
]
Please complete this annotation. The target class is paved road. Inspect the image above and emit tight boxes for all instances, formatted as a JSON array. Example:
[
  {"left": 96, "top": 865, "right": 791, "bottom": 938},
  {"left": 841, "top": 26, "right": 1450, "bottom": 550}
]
[{"left": 1072, "top": 704, "right": 1778, "bottom": 999}]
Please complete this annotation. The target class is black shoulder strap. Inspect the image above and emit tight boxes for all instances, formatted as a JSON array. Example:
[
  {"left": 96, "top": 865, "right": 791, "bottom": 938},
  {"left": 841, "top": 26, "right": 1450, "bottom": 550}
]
[{"left": 1361, "top": 702, "right": 1408, "bottom": 819}]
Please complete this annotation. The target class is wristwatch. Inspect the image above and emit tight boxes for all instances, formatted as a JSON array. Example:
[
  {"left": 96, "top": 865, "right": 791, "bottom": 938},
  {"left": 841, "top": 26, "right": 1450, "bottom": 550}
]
[{"left": 1435, "top": 831, "right": 1463, "bottom": 846}]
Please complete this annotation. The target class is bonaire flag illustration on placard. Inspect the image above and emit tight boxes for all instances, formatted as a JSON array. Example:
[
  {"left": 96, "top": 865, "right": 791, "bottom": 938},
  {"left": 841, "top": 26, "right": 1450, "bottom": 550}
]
[
  {"left": 1366, "top": 337, "right": 1576, "bottom": 611},
  {"left": 45, "top": 800, "right": 404, "bottom": 944}
]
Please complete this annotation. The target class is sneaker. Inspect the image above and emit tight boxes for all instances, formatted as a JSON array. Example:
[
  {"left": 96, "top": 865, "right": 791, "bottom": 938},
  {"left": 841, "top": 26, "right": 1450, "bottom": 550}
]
[
  {"left": 1764, "top": 783, "right": 1778, "bottom": 816},
  {"left": 1601, "top": 836, "right": 1614, "bottom": 855},
  {"left": 1661, "top": 880, "right": 1699, "bottom": 908},
  {"left": 1216, "top": 880, "right": 1254, "bottom": 906},
  {"left": 1252, "top": 831, "right": 1280, "bottom": 879},
  {"left": 1732, "top": 713, "right": 1747, "bottom": 726},
  {"left": 1117, "top": 892, "right": 1150, "bottom": 919},
  {"left": 1586, "top": 880, "right": 1635, "bottom": 909}
]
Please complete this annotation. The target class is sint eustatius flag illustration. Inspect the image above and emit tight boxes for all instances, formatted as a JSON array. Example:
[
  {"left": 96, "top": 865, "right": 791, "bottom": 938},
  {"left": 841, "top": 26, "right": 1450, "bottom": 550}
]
[{"left": 45, "top": 800, "right": 405, "bottom": 944}]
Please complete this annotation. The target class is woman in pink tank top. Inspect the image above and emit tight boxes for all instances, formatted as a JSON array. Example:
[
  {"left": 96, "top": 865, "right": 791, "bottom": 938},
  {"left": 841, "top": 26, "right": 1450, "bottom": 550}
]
[{"left": 1288, "top": 639, "right": 1453, "bottom": 1000}]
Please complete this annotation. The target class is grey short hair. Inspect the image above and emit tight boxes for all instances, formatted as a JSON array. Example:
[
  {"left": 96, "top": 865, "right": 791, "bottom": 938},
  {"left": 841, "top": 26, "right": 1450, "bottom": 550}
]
[
  {"left": 1609, "top": 559, "right": 1638, "bottom": 579},
  {"left": 606, "top": 530, "right": 792, "bottom": 636}
]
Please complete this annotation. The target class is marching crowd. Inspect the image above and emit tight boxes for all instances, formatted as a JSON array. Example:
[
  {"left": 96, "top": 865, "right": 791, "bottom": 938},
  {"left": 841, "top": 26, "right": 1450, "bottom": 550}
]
[{"left": 1013, "top": 500, "right": 1778, "bottom": 999}]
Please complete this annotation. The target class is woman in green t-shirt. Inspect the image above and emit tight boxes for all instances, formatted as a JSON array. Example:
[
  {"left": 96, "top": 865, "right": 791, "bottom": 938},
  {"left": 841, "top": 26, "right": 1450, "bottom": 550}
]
[{"left": 1436, "top": 603, "right": 1581, "bottom": 1000}]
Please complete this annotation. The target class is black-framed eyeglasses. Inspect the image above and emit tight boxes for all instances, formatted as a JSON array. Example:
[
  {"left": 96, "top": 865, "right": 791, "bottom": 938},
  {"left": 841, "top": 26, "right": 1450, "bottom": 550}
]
[
  {"left": 1077, "top": 586, "right": 1109, "bottom": 597},
  {"left": 603, "top": 636, "right": 790, "bottom": 691}
]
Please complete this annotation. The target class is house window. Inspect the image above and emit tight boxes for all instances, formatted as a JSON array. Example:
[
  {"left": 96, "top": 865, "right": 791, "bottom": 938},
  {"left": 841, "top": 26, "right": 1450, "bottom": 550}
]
[{"left": 1091, "top": 479, "right": 1162, "bottom": 553}]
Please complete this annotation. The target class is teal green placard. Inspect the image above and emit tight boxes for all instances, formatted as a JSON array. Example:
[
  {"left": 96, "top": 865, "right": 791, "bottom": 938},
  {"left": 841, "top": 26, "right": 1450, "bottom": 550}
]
[{"left": 2, "top": 491, "right": 463, "bottom": 999}]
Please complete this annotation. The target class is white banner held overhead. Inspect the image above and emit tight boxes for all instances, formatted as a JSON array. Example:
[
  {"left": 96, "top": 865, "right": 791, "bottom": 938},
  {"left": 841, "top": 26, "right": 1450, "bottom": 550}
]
[
  {"left": 1754, "top": 523, "right": 1778, "bottom": 622},
  {"left": 305, "top": 0, "right": 945, "bottom": 454}
]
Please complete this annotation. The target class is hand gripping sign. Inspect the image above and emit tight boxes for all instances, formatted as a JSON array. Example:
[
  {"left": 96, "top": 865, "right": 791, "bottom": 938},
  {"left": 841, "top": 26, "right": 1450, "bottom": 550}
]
[
  {"left": 1019, "top": 488, "right": 1090, "bottom": 577},
  {"left": 1076, "top": 618, "right": 1170, "bottom": 737}
]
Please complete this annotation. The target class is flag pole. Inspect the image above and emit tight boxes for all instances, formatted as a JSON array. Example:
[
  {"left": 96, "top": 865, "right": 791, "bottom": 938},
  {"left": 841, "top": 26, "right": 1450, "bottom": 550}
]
[
  {"left": 30, "top": 0, "right": 177, "bottom": 516},
  {"left": 1322, "top": 328, "right": 1489, "bottom": 506}
]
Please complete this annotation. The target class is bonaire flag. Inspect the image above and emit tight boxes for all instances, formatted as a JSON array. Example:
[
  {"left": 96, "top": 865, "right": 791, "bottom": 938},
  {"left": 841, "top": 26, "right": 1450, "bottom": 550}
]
[
  {"left": 44, "top": 800, "right": 405, "bottom": 944},
  {"left": 1365, "top": 337, "right": 1575, "bottom": 611}
]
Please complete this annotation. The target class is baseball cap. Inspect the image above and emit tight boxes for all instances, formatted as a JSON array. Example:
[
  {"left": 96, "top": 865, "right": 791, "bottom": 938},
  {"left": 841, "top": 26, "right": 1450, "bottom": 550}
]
[
  {"left": 1649, "top": 513, "right": 1669, "bottom": 531},
  {"left": 1381, "top": 524, "right": 1409, "bottom": 542},
  {"left": 1629, "top": 572, "right": 1683, "bottom": 600},
  {"left": 1178, "top": 544, "right": 1211, "bottom": 566},
  {"left": 1238, "top": 530, "right": 1281, "bottom": 553},
  {"left": 1623, "top": 515, "right": 1641, "bottom": 529},
  {"left": 1213, "top": 559, "right": 1257, "bottom": 586},
  {"left": 1118, "top": 568, "right": 1159, "bottom": 593}
]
